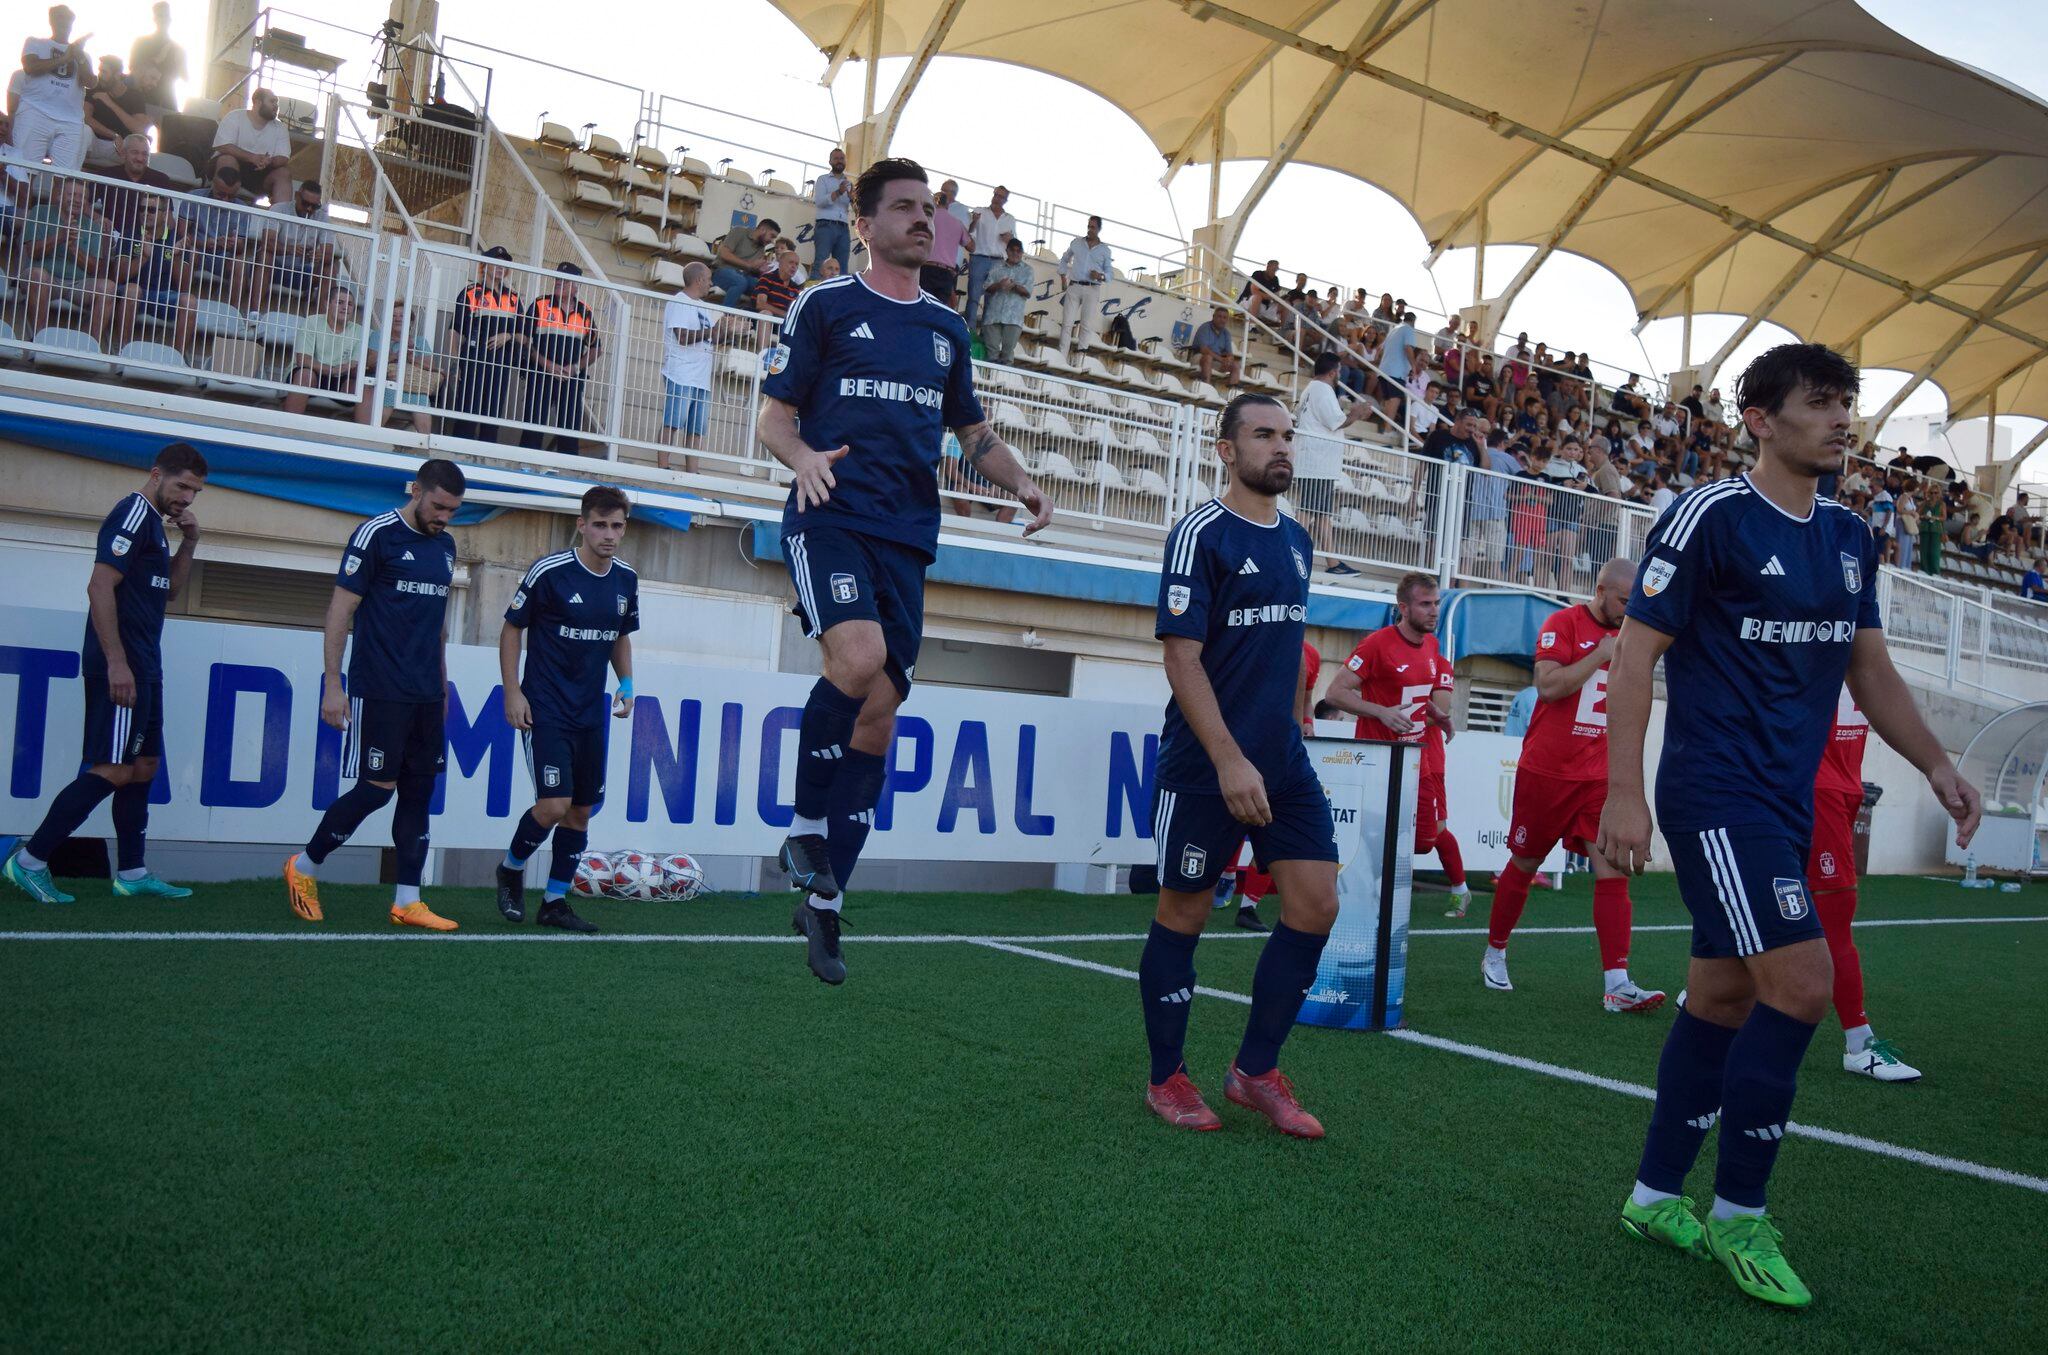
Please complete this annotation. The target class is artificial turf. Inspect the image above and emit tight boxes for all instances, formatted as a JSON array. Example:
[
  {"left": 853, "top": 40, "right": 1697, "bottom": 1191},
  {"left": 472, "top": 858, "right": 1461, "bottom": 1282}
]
[{"left": 3, "top": 873, "right": 2043, "bottom": 1351}]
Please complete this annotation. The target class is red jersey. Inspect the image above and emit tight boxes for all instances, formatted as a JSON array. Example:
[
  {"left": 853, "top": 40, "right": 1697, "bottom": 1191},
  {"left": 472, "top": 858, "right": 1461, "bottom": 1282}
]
[
  {"left": 1814, "top": 686, "right": 1869, "bottom": 798},
  {"left": 1346, "top": 625, "right": 1442, "bottom": 749},
  {"left": 1302, "top": 642, "right": 1321, "bottom": 703},
  {"left": 1420, "top": 649, "right": 1454, "bottom": 774},
  {"left": 1520, "top": 604, "right": 1619, "bottom": 781}
]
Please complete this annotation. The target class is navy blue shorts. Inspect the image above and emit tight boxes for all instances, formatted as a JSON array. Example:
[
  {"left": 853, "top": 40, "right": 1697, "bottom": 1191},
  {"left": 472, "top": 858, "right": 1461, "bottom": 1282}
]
[
  {"left": 784, "top": 526, "right": 928, "bottom": 697},
  {"left": 342, "top": 697, "right": 445, "bottom": 781},
  {"left": 82, "top": 675, "right": 163, "bottom": 767},
  {"left": 524, "top": 722, "right": 608, "bottom": 806},
  {"left": 1151, "top": 774, "right": 1340, "bottom": 893},
  {"left": 1666, "top": 824, "right": 1825, "bottom": 959}
]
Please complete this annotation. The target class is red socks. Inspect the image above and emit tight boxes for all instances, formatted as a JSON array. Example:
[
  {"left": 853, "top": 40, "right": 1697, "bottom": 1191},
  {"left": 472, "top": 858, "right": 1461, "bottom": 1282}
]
[
  {"left": 1487, "top": 861, "right": 1534, "bottom": 948},
  {"left": 1239, "top": 868, "right": 1274, "bottom": 904},
  {"left": 1815, "top": 888, "right": 1866, "bottom": 1029},
  {"left": 1436, "top": 830, "right": 1467, "bottom": 887},
  {"left": 1593, "top": 876, "right": 1632, "bottom": 971}
]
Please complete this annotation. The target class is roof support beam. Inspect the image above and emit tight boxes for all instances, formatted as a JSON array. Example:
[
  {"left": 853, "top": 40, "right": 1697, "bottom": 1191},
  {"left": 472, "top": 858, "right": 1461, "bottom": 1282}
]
[
  {"left": 871, "top": 0, "right": 965, "bottom": 153},
  {"left": 1160, "top": 0, "right": 1349, "bottom": 185},
  {"left": 1995, "top": 424, "right": 2048, "bottom": 497},
  {"left": 1179, "top": 4, "right": 2048, "bottom": 356},
  {"left": 1831, "top": 155, "right": 1999, "bottom": 250},
  {"left": 1867, "top": 246, "right": 2048, "bottom": 425},
  {"left": 1945, "top": 349, "right": 2048, "bottom": 424},
  {"left": 1696, "top": 170, "right": 1899, "bottom": 378},
  {"left": 819, "top": 0, "right": 873, "bottom": 87},
  {"left": 1484, "top": 71, "right": 1700, "bottom": 332}
]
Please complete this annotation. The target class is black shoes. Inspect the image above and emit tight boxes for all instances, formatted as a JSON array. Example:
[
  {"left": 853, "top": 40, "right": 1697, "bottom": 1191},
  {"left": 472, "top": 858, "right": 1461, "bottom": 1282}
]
[
  {"left": 778, "top": 834, "right": 840, "bottom": 900},
  {"left": 791, "top": 899, "right": 846, "bottom": 985},
  {"left": 496, "top": 864, "right": 526, "bottom": 923},
  {"left": 1235, "top": 905, "right": 1270, "bottom": 933},
  {"left": 536, "top": 899, "right": 598, "bottom": 933}
]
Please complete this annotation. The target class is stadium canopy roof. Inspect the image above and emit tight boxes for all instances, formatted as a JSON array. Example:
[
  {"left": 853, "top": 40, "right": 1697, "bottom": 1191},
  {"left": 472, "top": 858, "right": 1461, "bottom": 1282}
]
[{"left": 768, "top": 0, "right": 2048, "bottom": 443}]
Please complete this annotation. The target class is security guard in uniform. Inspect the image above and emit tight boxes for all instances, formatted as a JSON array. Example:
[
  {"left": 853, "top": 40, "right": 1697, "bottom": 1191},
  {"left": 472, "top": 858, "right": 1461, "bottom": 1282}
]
[
  {"left": 442, "top": 245, "right": 526, "bottom": 442},
  {"left": 520, "top": 262, "right": 602, "bottom": 455}
]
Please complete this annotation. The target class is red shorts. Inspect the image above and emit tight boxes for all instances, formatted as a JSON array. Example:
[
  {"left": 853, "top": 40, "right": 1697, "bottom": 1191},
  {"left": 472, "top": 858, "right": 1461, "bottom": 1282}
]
[
  {"left": 1508, "top": 767, "right": 1606, "bottom": 859},
  {"left": 1807, "top": 788, "right": 1859, "bottom": 892},
  {"left": 1415, "top": 773, "right": 1447, "bottom": 854}
]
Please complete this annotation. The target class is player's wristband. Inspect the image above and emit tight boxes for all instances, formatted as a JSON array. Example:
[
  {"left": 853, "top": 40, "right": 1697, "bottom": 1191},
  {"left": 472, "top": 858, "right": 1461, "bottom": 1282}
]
[{"left": 616, "top": 678, "right": 634, "bottom": 703}]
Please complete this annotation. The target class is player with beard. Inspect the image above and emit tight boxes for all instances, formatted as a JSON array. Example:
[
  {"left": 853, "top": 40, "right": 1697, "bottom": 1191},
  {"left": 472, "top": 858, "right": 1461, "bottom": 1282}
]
[
  {"left": 756, "top": 157, "right": 1054, "bottom": 985},
  {"left": 1141, "top": 394, "right": 1340, "bottom": 1137},
  {"left": 1601, "top": 344, "right": 1977, "bottom": 1306},
  {"left": 1482, "top": 556, "right": 1665, "bottom": 1012}
]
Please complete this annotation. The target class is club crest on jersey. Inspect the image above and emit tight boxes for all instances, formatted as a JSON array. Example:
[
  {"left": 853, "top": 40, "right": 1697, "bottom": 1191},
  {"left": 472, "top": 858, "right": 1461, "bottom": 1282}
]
[
  {"left": 1641, "top": 557, "right": 1675, "bottom": 597},
  {"left": 1179, "top": 845, "right": 1207, "bottom": 879},
  {"left": 543, "top": 766, "right": 560, "bottom": 789},
  {"left": 830, "top": 572, "right": 859, "bottom": 604},
  {"left": 1773, "top": 877, "right": 1809, "bottom": 921},
  {"left": 933, "top": 333, "right": 954, "bottom": 369},
  {"left": 1167, "top": 583, "right": 1191, "bottom": 616},
  {"left": 367, "top": 748, "right": 385, "bottom": 773},
  {"left": 1840, "top": 552, "right": 1862, "bottom": 594},
  {"left": 1819, "top": 851, "right": 1837, "bottom": 878},
  {"left": 1291, "top": 547, "right": 1308, "bottom": 580},
  {"left": 763, "top": 344, "right": 790, "bottom": 375},
  {"left": 111, "top": 535, "right": 131, "bottom": 557},
  {"left": 1539, "top": 630, "right": 1556, "bottom": 650},
  {"left": 344, "top": 556, "right": 361, "bottom": 576},
  {"left": 617, "top": 595, "right": 628, "bottom": 616}
]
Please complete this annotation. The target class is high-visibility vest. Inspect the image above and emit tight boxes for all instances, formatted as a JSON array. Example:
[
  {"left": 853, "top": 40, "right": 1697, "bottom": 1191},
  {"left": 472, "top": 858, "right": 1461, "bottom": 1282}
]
[
  {"left": 460, "top": 285, "right": 522, "bottom": 317},
  {"left": 533, "top": 297, "right": 593, "bottom": 336}
]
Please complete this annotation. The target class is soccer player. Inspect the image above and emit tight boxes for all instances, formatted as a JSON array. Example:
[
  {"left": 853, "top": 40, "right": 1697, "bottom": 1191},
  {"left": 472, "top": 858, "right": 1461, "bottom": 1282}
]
[
  {"left": 755, "top": 156, "right": 1053, "bottom": 985},
  {"left": 1323, "top": 573, "right": 1464, "bottom": 908},
  {"left": 1599, "top": 344, "right": 1978, "bottom": 1307},
  {"left": 1482, "top": 557, "right": 1665, "bottom": 1011},
  {"left": 1141, "top": 394, "right": 1340, "bottom": 1138},
  {"left": 283, "top": 459, "right": 468, "bottom": 931},
  {"left": 1210, "top": 638, "right": 1322, "bottom": 933},
  {"left": 1811, "top": 687, "right": 1919, "bottom": 1080},
  {"left": 3, "top": 443, "right": 206, "bottom": 903},
  {"left": 494, "top": 486, "right": 638, "bottom": 932}
]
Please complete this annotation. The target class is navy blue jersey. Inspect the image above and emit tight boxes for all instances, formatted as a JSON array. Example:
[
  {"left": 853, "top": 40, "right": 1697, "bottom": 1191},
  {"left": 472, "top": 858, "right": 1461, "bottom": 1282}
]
[
  {"left": 82, "top": 492, "right": 173, "bottom": 681},
  {"left": 336, "top": 511, "right": 458, "bottom": 703},
  {"left": 1627, "top": 474, "right": 1881, "bottom": 837},
  {"left": 1153, "top": 500, "right": 1318, "bottom": 794},
  {"left": 762, "top": 273, "right": 984, "bottom": 561},
  {"left": 505, "top": 550, "right": 639, "bottom": 730}
]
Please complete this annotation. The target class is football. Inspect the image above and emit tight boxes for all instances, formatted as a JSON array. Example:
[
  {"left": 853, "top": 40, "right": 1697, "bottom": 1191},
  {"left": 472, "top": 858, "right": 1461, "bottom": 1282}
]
[
  {"left": 657, "top": 853, "right": 707, "bottom": 901},
  {"left": 570, "top": 851, "right": 612, "bottom": 898},
  {"left": 607, "top": 850, "right": 660, "bottom": 900}
]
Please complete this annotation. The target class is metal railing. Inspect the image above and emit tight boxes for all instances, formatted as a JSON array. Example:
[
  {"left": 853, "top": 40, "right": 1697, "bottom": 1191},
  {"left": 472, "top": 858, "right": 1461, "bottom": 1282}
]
[
  {"left": 1880, "top": 565, "right": 2048, "bottom": 701},
  {"left": 1442, "top": 464, "right": 1658, "bottom": 601}
]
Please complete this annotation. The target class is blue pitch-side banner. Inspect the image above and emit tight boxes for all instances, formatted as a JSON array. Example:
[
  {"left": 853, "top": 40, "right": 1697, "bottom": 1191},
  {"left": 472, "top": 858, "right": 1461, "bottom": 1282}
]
[
  {"left": 0, "top": 606, "right": 1169, "bottom": 863},
  {"left": 1297, "top": 740, "right": 1415, "bottom": 1032}
]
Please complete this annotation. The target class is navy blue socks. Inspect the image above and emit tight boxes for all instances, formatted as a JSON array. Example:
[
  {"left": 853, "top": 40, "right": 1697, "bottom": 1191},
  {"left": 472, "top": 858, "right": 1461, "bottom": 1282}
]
[
  {"left": 1715, "top": 1002, "right": 1818, "bottom": 1209},
  {"left": 112, "top": 782, "right": 150, "bottom": 874},
  {"left": 1139, "top": 922, "right": 1200, "bottom": 1085},
  {"left": 24, "top": 773, "right": 118, "bottom": 864},
  {"left": 1636, "top": 1005, "right": 1741, "bottom": 1195},
  {"left": 1235, "top": 922, "right": 1329, "bottom": 1077},
  {"left": 824, "top": 748, "right": 886, "bottom": 897},
  {"left": 546, "top": 826, "right": 588, "bottom": 902},
  {"left": 305, "top": 781, "right": 395, "bottom": 864},
  {"left": 390, "top": 779, "right": 433, "bottom": 887},
  {"left": 793, "top": 678, "right": 863, "bottom": 822},
  {"left": 504, "top": 809, "right": 549, "bottom": 869}
]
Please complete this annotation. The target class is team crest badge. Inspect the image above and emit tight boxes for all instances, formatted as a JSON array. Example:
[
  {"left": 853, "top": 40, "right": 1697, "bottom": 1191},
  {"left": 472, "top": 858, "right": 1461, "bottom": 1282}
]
[
  {"left": 1819, "top": 851, "right": 1837, "bottom": 878},
  {"left": 763, "top": 344, "right": 790, "bottom": 375},
  {"left": 344, "top": 556, "right": 361, "bottom": 576},
  {"left": 617, "top": 595, "right": 628, "bottom": 616},
  {"left": 1167, "top": 583, "right": 1191, "bottom": 616},
  {"left": 367, "top": 748, "right": 385, "bottom": 773},
  {"left": 543, "top": 767, "right": 560, "bottom": 789},
  {"left": 933, "top": 332, "right": 953, "bottom": 368},
  {"left": 830, "top": 572, "right": 859, "bottom": 604},
  {"left": 1773, "top": 877, "right": 1809, "bottom": 921},
  {"left": 1840, "top": 551, "right": 1862, "bottom": 595},
  {"left": 1539, "top": 630, "right": 1556, "bottom": 650},
  {"left": 111, "top": 535, "right": 131, "bottom": 557},
  {"left": 1641, "top": 557, "right": 1675, "bottom": 597},
  {"left": 1179, "top": 845, "right": 1207, "bottom": 880},
  {"left": 1291, "top": 547, "right": 1309, "bottom": 580}
]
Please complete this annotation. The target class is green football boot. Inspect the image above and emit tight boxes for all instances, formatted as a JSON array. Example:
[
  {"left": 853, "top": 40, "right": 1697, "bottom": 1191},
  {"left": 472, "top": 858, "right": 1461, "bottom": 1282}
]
[
  {"left": 111, "top": 873, "right": 193, "bottom": 899},
  {"left": 4, "top": 849, "right": 75, "bottom": 905},
  {"left": 1705, "top": 1212, "right": 1813, "bottom": 1308},
  {"left": 1619, "top": 1194, "right": 1709, "bottom": 1259}
]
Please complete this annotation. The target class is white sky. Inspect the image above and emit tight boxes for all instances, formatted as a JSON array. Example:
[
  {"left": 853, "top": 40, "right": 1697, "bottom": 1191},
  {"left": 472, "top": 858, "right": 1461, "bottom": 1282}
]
[{"left": 73, "top": 0, "right": 2048, "bottom": 471}]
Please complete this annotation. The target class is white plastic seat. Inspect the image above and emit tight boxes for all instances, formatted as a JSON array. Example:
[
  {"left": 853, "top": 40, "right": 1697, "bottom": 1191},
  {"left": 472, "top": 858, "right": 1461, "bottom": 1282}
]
[
  {"left": 1037, "top": 450, "right": 1084, "bottom": 481},
  {"left": 255, "top": 312, "right": 301, "bottom": 348},
  {"left": 1125, "top": 429, "right": 1167, "bottom": 459},
  {"left": 717, "top": 346, "right": 758, "bottom": 381},
  {"left": 679, "top": 156, "right": 712, "bottom": 178},
  {"left": 765, "top": 178, "right": 795, "bottom": 195},
  {"left": 191, "top": 299, "right": 244, "bottom": 338},
  {"left": 571, "top": 180, "right": 619, "bottom": 213},
  {"left": 633, "top": 144, "right": 670, "bottom": 173},
  {"left": 615, "top": 163, "right": 659, "bottom": 195},
  {"left": 29, "top": 327, "right": 110, "bottom": 375},
  {"left": 629, "top": 194, "right": 668, "bottom": 225},
  {"left": 1335, "top": 506, "right": 1374, "bottom": 533},
  {"left": 1085, "top": 458, "right": 1126, "bottom": 489},
  {"left": 586, "top": 132, "right": 627, "bottom": 161},
  {"left": 118, "top": 340, "right": 200, "bottom": 387},
  {"left": 149, "top": 152, "right": 198, "bottom": 187},
  {"left": 993, "top": 402, "right": 1037, "bottom": 436},
  {"left": 537, "top": 121, "right": 580, "bottom": 152},
  {"left": 1038, "top": 410, "right": 1081, "bottom": 443},
  {"left": 0, "top": 318, "right": 17, "bottom": 356},
  {"left": 1131, "top": 467, "right": 1171, "bottom": 497},
  {"left": 722, "top": 167, "right": 756, "bottom": 186},
  {"left": 666, "top": 174, "right": 704, "bottom": 204},
  {"left": 645, "top": 259, "right": 687, "bottom": 290},
  {"left": 564, "top": 151, "right": 608, "bottom": 182}
]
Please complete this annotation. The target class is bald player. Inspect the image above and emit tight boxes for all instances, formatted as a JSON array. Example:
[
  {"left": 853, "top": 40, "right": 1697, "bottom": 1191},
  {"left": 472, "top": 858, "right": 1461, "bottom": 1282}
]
[{"left": 1485, "top": 557, "right": 1666, "bottom": 1012}]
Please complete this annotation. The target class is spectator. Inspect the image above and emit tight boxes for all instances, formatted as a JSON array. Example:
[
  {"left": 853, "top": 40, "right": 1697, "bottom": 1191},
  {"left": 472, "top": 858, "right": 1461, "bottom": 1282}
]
[
  {"left": 1462, "top": 427, "right": 1517, "bottom": 578},
  {"left": 1421, "top": 404, "right": 1481, "bottom": 466},
  {"left": 211, "top": 86, "right": 293, "bottom": 205},
  {"left": 710, "top": 217, "right": 778, "bottom": 313},
  {"left": 1507, "top": 448, "right": 1552, "bottom": 585},
  {"left": 1867, "top": 481, "right": 1895, "bottom": 562},
  {"left": 921, "top": 179, "right": 968, "bottom": 306},
  {"left": 1650, "top": 402, "right": 1680, "bottom": 439},
  {"left": 2013, "top": 491, "right": 2037, "bottom": 550},
  {"left": 1238, "top": 259, "right": 1283, "bottom": 324},
  {"left": 1461, "top": 352, "right": 1499, "bottom": 421},
  {"left": 440, "top": 245, "right": 524, "bottom": 442},
  {"left": 1895, "top": 484, "right": 1919, "bottom": 572},
  {"left": 19, "top": 172, "right": 116, "bottom": 344},
  {"left": 16, "top": 6, "right": 90, "bottom": 171},
  {"left": 748, "top": 244, "right": 803, "bottom": 322},
  {"left": 940, "top": 426, "right": 1015, "bottom": 524},
  {"left": 92, "top": 132, "right": 175, "bottom": 238},
  {"left": 1647, "top": 466, "right": 1675, "bottom": 516},
  {"left": 365, "top": 303, "right": 437, "bottom": 435},
  {"left": 1339, "top": 287, "right": 1370, "bottom": 340},
  {"left": 1188, "top": 304, "right": 1240, "bottom": 388},
  {"left": 658, "top": 260, "right": 717, "bottom": 471},
  {"left": 1680, "top": 384, "right": 1706, "bottom": 420},
  {"left": 259, "top": 177, "right": 334, "bottom": 306},
  {"left": 104, "top": 187, "right": 193, "bottom": 353},
  {"left": 1701, "top": 386, "right": 1725, "bottom": 424},
  {"left": 962, "top": 184, "right": 1015, "bottom": 326},
  {"left": 769, "top": 235, "right": 808, "bottom": 285},
  {"left": 1542, "top": 435, "right": 1591, "bottom": 592},
  {"left": 1294, "top": 352, "right": 1366, "bottom": 573},
  {"left": 1056, "top": 214, "right": 1111, "bottom": 360},
  {"left": 520, "top": 262, "right": 600, "bottom": 455},
  {"left": 128, "top": 4, "right": 185, "bottom": 113},
  {"left": 82, "top": 56, "right": 149, "bottom": 166},
  {"left": 183, "top": 162, "right": 267, "bottom": 321},
  {"left": 976, "top": 235, "right": 1033, "bottom": 363},
  {"left": 1379, "top": 309, "right": 1423, "bottom": 427},
  {"left": 1410, "top": 378, "right": 1447, "bottom": 437},
  {"left": 282, "top": 285, "right": 372, "bottom": 423},
  {"left": 938, "top": 178, "right": 971, "bottom": 230},
  {"left": 1583, "top": 434, "right": 1627, "bottom": 498},
  {"left": 809, "top": 146, "right": 850, "bottom": 275},
  {"left": 2023, "top": 559, "right": 2047, "bottom": 603},
  {"left": 807, "top": 254, "right": 843, "bottom": 285}
]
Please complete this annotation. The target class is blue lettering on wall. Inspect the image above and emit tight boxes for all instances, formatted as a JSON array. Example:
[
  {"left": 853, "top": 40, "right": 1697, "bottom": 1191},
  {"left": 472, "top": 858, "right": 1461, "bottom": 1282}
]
[
  {"left": 714, "top": 702, "right": 743, "bottom": 826},
  {"left": 1012, "top": 725, "right": 1055, "bottom": 837},
  {"left": 437, "top": 683, "right": 513, "bottom": 818},
  {"left": 627, "top": 696, "right": 700, "bottom": 824},
  {"left": 1105, "top": 730, "right": 1158, "bottom": 838},
  {"left": 201, "top": 663, "right": 291, "bottom": 809},
  {"left": 879, "top": 716, "right": 933, "bottom": 832},
  {"left": 939, "top": 720, "right": 996, "bottom": 835},
  {"left": 1, "top": 644, "right": 78, "bottom": 799},
  {"left": 755, "top": 705, "right": 802, "bottom": 830}
]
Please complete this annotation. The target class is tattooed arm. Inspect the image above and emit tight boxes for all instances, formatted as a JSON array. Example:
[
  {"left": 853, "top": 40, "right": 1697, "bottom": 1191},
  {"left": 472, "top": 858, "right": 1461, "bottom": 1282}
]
[{"left": 950, "top": 420, "right": 1054, "bottom": 536}]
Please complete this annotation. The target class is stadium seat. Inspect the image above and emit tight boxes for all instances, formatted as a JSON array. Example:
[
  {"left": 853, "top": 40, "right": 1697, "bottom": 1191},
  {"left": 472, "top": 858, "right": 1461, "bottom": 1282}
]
[
  {"left": 666, "top": 173, "right": 704, "bottom": 204},
  {"left": 190, "top": 299, "right": 245, "bottom": 338},
  {"left": 586, "top": 132, "right": 627, "bottom": 161},
  {"left": 615, "top": 219, "right": 663, "bottom": 252},
  {"left": 1036, "top": 449, "right": 1084, "bottom": 482},
  {"left": 0, "top": 318, "right": 16, "bottom": 357},
  {"left": 536, "top": 121, "right": 580, "bottom": 152},
  {"left": 150, "top": 153, "right": 199, "bottom": 187},
  {"left": 1189, "top": 379, "right": 1225, "bottom": 404},
  {"left": 629, "top": 194, "right": 668, "bottom": 225},
  {"left": 717, "top": 346, "right": 758, "bottom": 383},
  {"left": 993, "top": 401, "right": 1038, "bottom": 437},
  {"left": 255, "top": 313, "right": 301, "bottom": 348},
  {"left": 565, "top": 151, "right": 608, "bottom": 183},
  {"left": 29, "top": 327, "right": 111, "bottom": 376},
  {"left": 1125, "top": 429, "right": 1167, "bottom": 460},
  {"left": 1084, "top": 458, "right": 1126, "bottom": 489},
  {"left": 633, "top": 144, "right": 669, "bottom": 174},
  {"left": 1038, "top": 410, "right": 1081, "bottom": 444},
  {"left": 572, "top": 181, "right": 621, "bottom": 213},
  {"left": 678, "top": 156, "right": 712, "bottom": 178},
  {"left": 644, "top": 259, "right": 688, "bottom": 290},
  {"left": 1130, "top": 467, "right": 1171, "bottom": 497},
  {"left": 722, "top": 166, "right": 756, "bottom": 186},
  {"left": 765, "top": 179, "right": 796, "bottom": 195},
  {"left": 113, "top": 340, "right": 199, "bottom": 387},
  {"left": 616, "top": 163, "right": 660, "bottom": 196},
  {"left": 670, "top": 235, "right": 714, "bottom": 262}
]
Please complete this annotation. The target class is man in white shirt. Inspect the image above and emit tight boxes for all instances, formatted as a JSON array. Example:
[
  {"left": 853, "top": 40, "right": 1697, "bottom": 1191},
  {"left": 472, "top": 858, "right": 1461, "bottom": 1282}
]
[
  {"left": 962, "top": 184, "right": 1016, "bottom": 328},
  {"left": 16, "top": 6, "right": 90, "bottom": 170},
  {"left": 1297, "top": 352, "right": 1373, "bottom": 574},
  {"left": 1647, "top": 468, "right": 1675, "bottom": 515},
  {"left": 211, "top": 86, "right": 293, "bottom": 205},
  {"left": 809, "top": 146, "right": 850, "bottom": 276},
  {"left": 939, "top": 178, "right": 971, "bottom": 230},
  {"left": 1056, "top": 214, "right": 1111, "bottom": 360},
  {"left": 659, "top": 261, "right": 718, "bottom": 472}
]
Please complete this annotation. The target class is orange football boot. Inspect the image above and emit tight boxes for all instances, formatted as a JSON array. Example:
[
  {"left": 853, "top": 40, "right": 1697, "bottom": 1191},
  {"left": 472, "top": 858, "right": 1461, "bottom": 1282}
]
[{"left": 284, "top": 853, "right": 323, "bottom": 922}]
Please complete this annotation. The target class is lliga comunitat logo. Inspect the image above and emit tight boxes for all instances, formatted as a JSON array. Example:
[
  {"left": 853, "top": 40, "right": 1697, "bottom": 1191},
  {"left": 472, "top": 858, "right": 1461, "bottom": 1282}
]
[
  {"left": 1498, "top": 757, "right": 1518, "bottom": 818},
  {"left": 1320, "top": 749, "right": 1372, "bottom": 765}
]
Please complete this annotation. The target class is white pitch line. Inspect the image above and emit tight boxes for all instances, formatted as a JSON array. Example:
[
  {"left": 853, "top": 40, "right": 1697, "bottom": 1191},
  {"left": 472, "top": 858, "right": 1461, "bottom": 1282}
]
[
  {"left": 968, "top": 940, "right": 2048, "bottom": 1198},
  {"left": 1415, "top": 915, "right": 2048, "bottom": 938}
]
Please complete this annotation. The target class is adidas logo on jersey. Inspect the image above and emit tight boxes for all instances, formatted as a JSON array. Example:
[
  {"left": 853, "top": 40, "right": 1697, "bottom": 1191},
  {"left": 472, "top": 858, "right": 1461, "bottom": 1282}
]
[
  {"left": 569, "top": 593, "right": 583, "bottom": 604},
  {"left": 849, "top": 322, "right": 875, "bottom": 340},
  {"left": 1761, "top": 555, "right": 1786, "bottom": 576},
  {"left": 1238, "top": 558, "right": 1260, "bottom": 575},
  {"left": 402, "top": 550, "right": 415, "bottom": 561}
]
